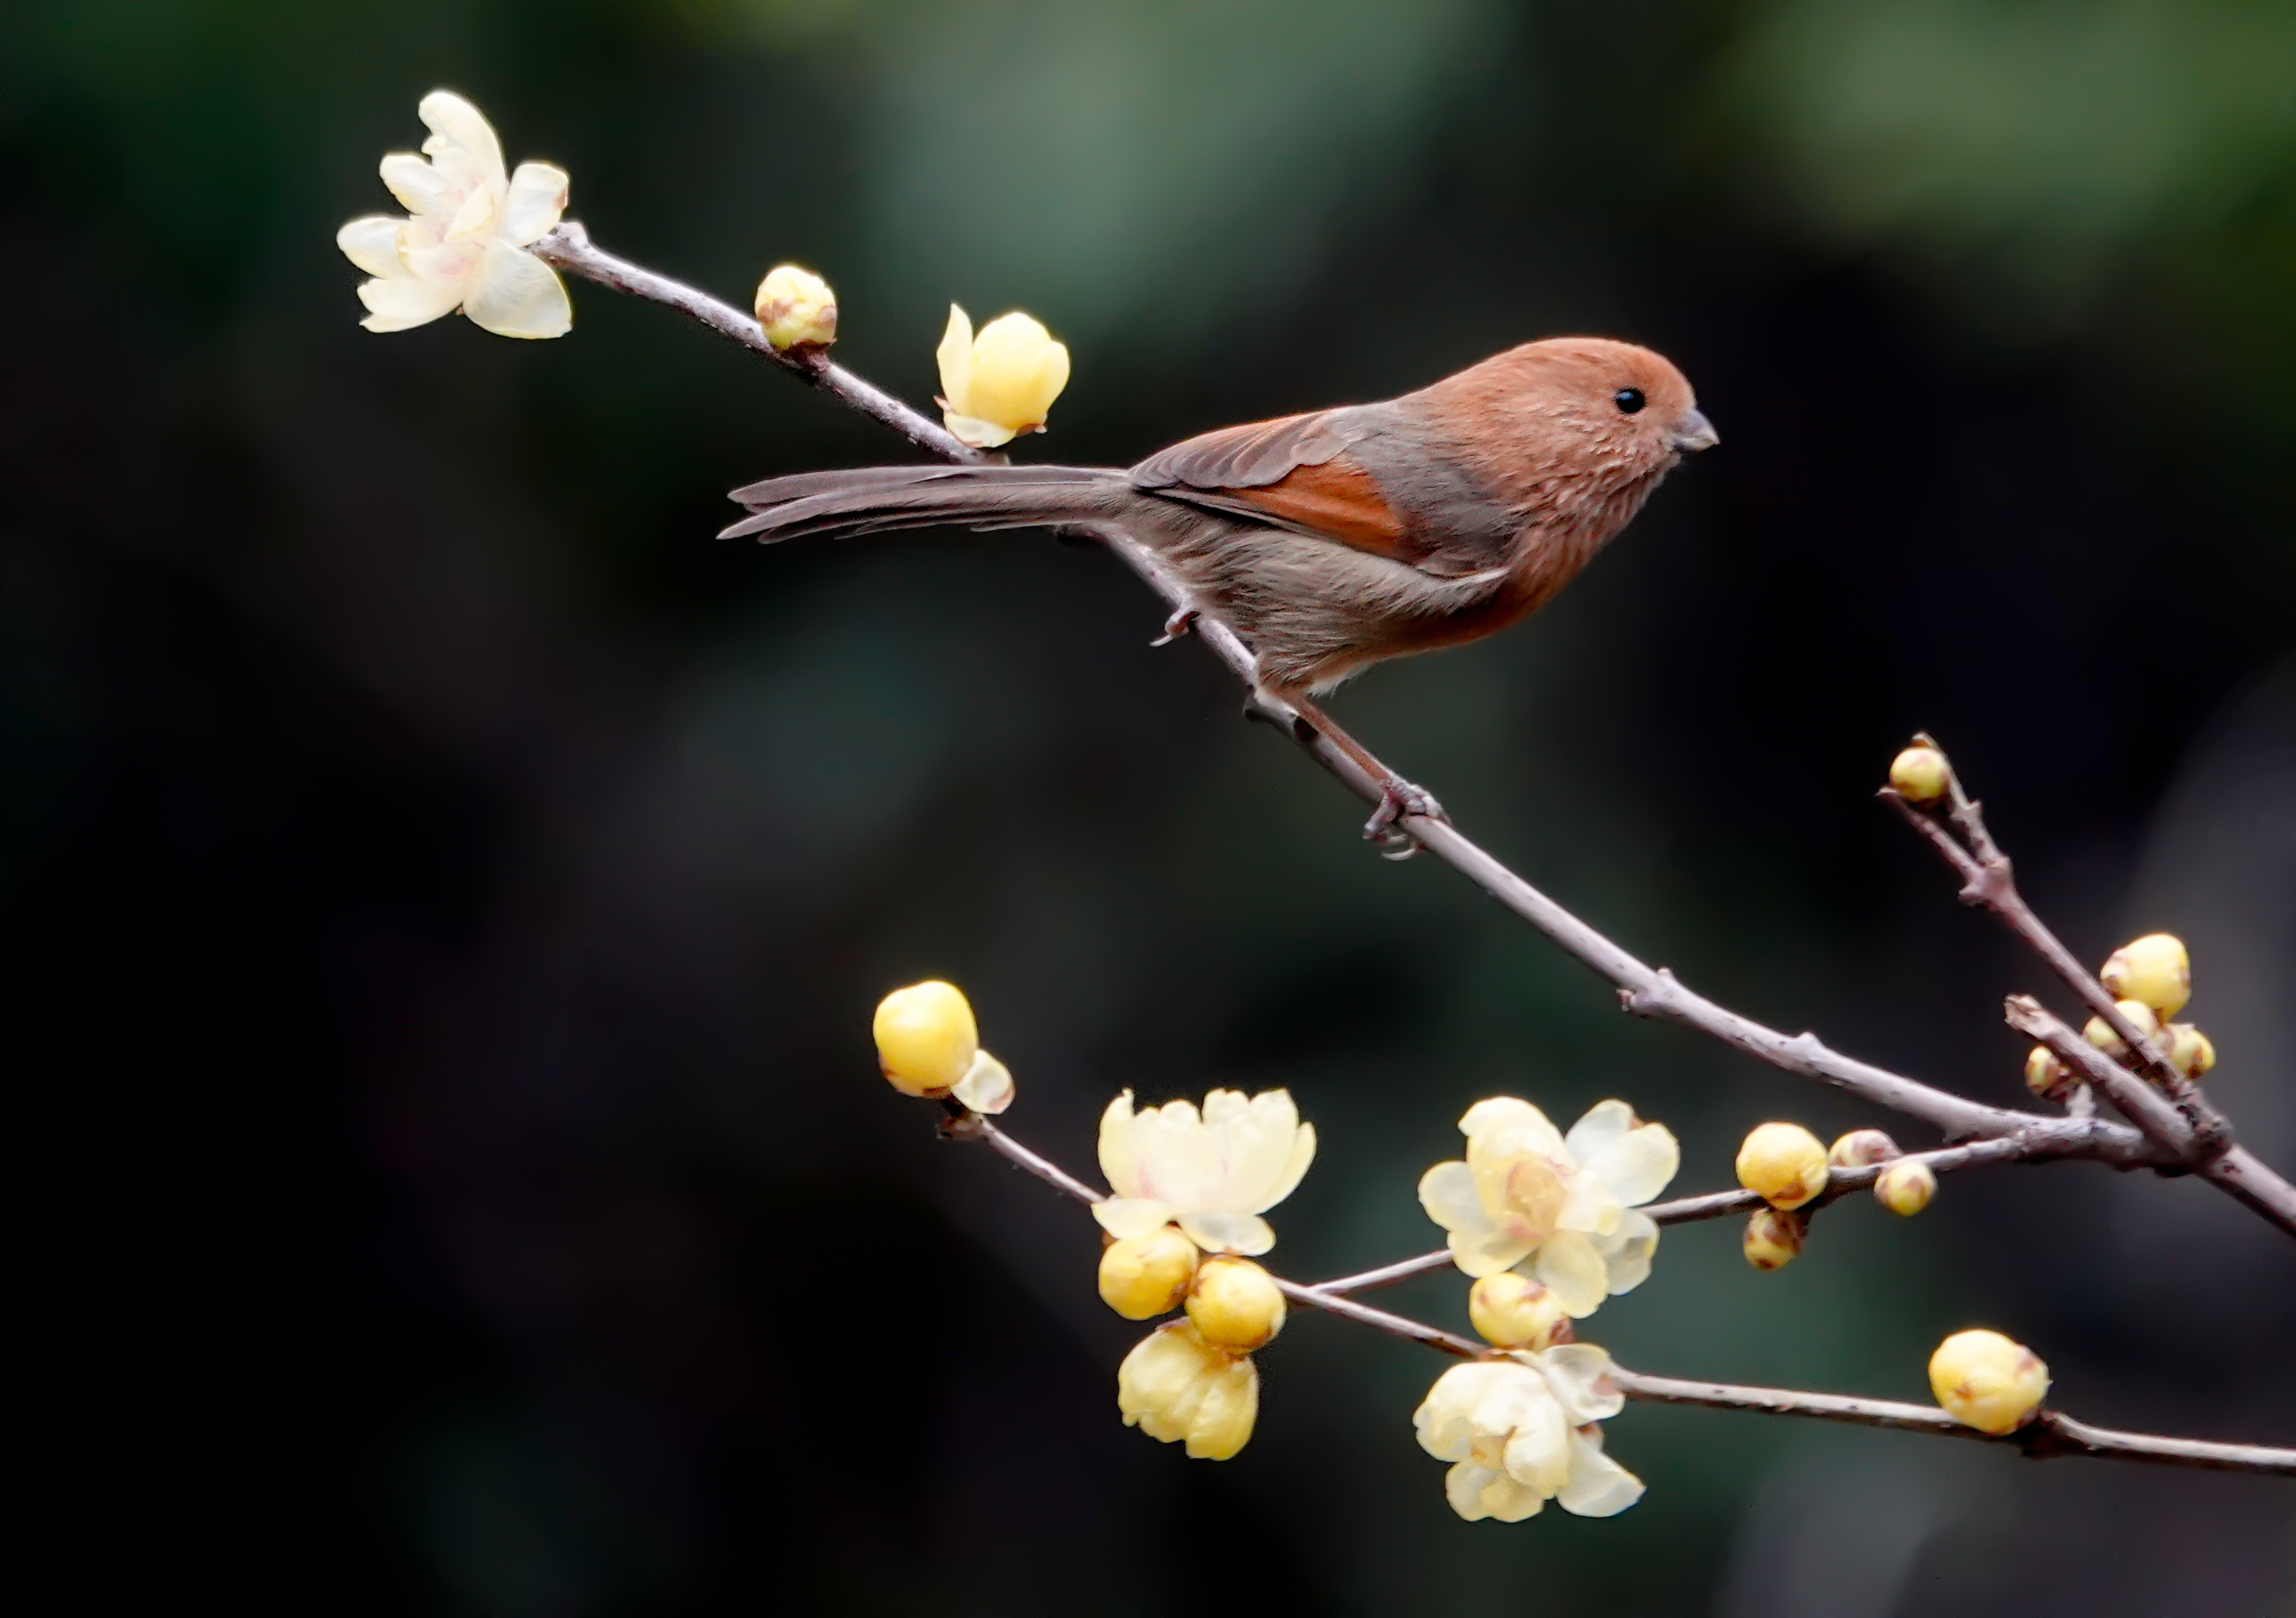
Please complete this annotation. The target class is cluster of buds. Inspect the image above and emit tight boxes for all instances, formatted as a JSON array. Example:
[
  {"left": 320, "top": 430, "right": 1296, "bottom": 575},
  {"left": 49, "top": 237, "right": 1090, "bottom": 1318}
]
[
  {"left": 2028, "top": 932, "right": 2216, "bottom": 1095},
  {"left": 1096, "top": 1088, "right": 1316, "bottom": 1460},
  {"left": 1737, "top": 1123, "right": 1937, "bottom": 1268}
]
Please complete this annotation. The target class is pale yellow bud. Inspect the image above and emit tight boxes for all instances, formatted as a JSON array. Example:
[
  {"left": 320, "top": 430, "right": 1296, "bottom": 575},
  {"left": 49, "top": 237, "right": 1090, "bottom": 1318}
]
[
  {"left": 1928, "top": 1329, "right": 2048, "bottom": 1435},
  {"left": 754, "top": 263, "right": 837, "bottom": 350},
  {"left": 1828, "top": 1128, "right": 1901, "bottom": 1170},
  {"left": 935, "top": 304, "right": 1070, "bottom": 448},
  {"left": 1098, "top": 1225, "right": 1199, "bottom": 1321},
  {"left": 2024, "top": 1044, "right": 2076, "bottom": 1101},
  {"left": 2083, "top": 999, "right": 2159, "bottom": 1063},
  {"left": 871, "top": 979, "right": 977, "bottom": 1096},
  {"left": 1873, "top": 1159, "right": 1937, "bottom": 1216},
  {"left": 1742, "top": 1206, "right": 1805, "bottom": 1271},
  {"left": 1186, "top": 1257, "right": 1285, "bottom": 1352},
  {"left": 1736, "top": 1122, "right": 1830, "bottom": 1210},
  {"left": 2099, "top": 933, "right": 2190, "bottom": 1019},
  {"left": 1888, "top": 744, "right": 1950, "bottom": 804},
  {"left": 1467, "top": 1273, "right": 1571, "bottom": 1350},
  {"left": 2160, "top": 1023, "right": 2216, "bottom": 1080},
  {"left": 1117, "top": 1322, "right": 1257, "bottom": 1460}
]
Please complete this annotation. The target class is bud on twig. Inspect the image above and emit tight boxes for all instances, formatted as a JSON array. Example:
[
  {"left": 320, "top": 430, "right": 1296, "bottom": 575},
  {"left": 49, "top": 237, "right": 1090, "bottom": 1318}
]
[
  {"left": 1099, "top": 1224, "right": 1200, "bottom": 1320},
  {"left": 1887, "top": 742, "right": 1950, "bottom": 805},
  {"left": 1828, "top": 1129, "right": 1901, "bottom": 1170},
  {"left": 2160, "top": 1023, "right": 2216, "bottom": 1080},
  {"left": 1873, "top": 1159, "right": 1937, "bottom": 1216},
  {"left": 1186, "top": 1257, "right": 1286, "bottom": 1352},
  {"left": 2024, "top": 1044, "right": 2077, "bottom": 1101},
  {"left": 2084, "top": 999, "right": 2160, "bottom": 1063},
  {"left": 754, "top": 263, "right": 837, "bottom": 350},
  {"left": 1928, "top": 1329, "right": 2048, "bottom": 1435},
  {"left": 1737, "top": 1123, "right": 1830, "bottom": 1210},
  {"left": 1743, "top": 1206, "right": 1806, "bottom": 1270},
  {"left": 1467, "top": 1273, "right": 1571, "bottom": 1350},
  {"left": 2100, "top": 934, "right": 2191, "bottom": 1020}
]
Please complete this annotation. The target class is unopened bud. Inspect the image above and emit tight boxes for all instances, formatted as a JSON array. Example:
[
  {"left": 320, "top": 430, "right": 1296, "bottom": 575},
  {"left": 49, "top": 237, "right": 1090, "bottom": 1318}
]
[
  {"left": 872, "top": 979, "right": 978, "bottom": 1096},
  {"left": 754, "top": 263, "right": 837, "bottom": 350},
  {"left": 2024, "top": 1044, "right": 2076, "bottom": 1101},
  {"left": 1828, "top": 1128, "right": 1902, "bottom": 1170},
  {"left": 1928, "top": 1328, "right": 2048, "bottom": 1435},
  {"left": 1467, "top": 1273, "right": 1571, "bottom": 1350},
  {"left": 2083, "top": 999, "right": 2159, "bottom": 1063},
  {"left": 1888, "top": 744, "right": 1950, "bottom": 804},
  {"left": 1736, "top": 1122, "right": 1830, "bottom": 1210},
  {"left": 1742, "top": 1206, "right": 1805, "bottom": 1271},
  {"left": 1186, "top": 1257, "right": 1285, "bottom": 1352},
  {"left": 1873, "top": 1159, "right": 1937, "bottom": 1216},
  {"left": 2160, "top": 1023, "right": 2216, "bottom": 1080},
  {"left": 1098, "top": 1224, "right": 1200, "bottom": 1320},
  {"left": 2099, "top": 933, "right": 2190, "bottom": 1019}
]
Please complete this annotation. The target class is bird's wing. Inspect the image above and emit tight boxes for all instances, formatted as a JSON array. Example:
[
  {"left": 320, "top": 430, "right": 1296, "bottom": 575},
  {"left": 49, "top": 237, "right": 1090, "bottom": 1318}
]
[{"left": 1128, "top": 409, "right": 1422, "bottom": 564}]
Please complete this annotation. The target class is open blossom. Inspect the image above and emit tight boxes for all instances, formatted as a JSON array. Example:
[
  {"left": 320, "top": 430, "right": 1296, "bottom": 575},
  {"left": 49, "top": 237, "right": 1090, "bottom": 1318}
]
[
  {"left": 1414, "top": 1345, "right": 1645, "bottom": 1522},
  {"left": 935, "top": 305, "right": 1070, "bottom": 448},
  {"left": 1419, "top": 1097, "right": 1678, "bottom": 1316},
  {"left": 1117, "top": 1322, "right": 1259, "bottom": 1460},
  {"left": 336, "top": 91, "right": 572, "bottom": 339},
  {"left": 1094, "top": 1088, "right": 1315, "bottom": 1256}
]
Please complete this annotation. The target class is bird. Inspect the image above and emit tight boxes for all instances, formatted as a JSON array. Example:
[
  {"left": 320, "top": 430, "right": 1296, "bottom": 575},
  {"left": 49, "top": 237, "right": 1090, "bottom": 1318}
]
[{"left": 721, "top": 336, "right": 1715, "bottom": 840}]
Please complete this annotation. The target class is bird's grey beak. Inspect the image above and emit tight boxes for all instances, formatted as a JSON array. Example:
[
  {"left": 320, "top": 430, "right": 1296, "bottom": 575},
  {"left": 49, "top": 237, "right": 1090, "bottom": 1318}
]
[{"left": 1673, "top": 408, "right": 1718, "bottom": 452}]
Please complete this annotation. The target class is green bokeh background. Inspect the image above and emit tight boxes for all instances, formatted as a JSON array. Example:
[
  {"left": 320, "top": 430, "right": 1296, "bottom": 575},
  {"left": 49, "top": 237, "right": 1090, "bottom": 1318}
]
[{"left": 5, "top": 2, "right": 2291, "bottom": 1612}]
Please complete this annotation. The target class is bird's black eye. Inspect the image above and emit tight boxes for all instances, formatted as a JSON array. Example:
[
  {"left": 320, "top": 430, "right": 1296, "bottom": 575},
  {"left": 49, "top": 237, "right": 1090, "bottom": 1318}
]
[{"left": 1613, "top": 386, "right": 1646, "bottom": 414}]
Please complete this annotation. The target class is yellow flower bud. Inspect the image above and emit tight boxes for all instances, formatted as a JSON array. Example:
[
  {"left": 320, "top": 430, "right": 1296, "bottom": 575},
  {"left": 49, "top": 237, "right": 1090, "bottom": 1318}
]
[
  {"left": 935, "top": 304, "right": 1070, "bottom": 448},
  {"left": 1742, "top": 1206, "right": 1805, "bottom": 1271},
  {"left": 1873, "top": 1159, "right": 1937, "bottom": 1216},
  {"left": 1736, "top": 1122, "right": 1830, "bottom": 1210},
  {"left": 1928, "top": 1329, "right": 2048, "bottom": 1435},
  {"left": 1467, "top": 1273, "right": 1571, "bottom": 1350},
  {"left": 754, "top": 263, "right": 837, "bottom": 350},
  {"left": 2099, "top": 933, "right": 2190, "bottom": 1020},
  {"left": 1098, "top": 1224, "right": 1200, "bottom": 1321},
  {"left": 2024, "top": 1044, "right": 2076, "bottom": 1101},
  {"left": 1185, "top": 1257, "right": 1285, "bottom": 1352},
  {"left": 871, "top": 979, "right": 978, "bottom": 1096},
  {"left": 2083, "top": 999, "right": 2158, "bottom": 1063},
  {"left": 1887, "top": 744, "right": 1950, "bottom": 804},
  {"left": 1827, "top": 1128, "right": 1901, "bottom": 1170},
  {"left": 1117, "top": 1322, "right": 1257, "bottom": 1460},
  {"left": 2160, "top": 1023, "right": 2216, "bottom": 1080}
]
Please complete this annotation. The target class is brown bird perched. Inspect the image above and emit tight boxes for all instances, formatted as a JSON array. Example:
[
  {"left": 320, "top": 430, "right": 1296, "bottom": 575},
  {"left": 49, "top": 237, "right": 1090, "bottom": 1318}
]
[{"left": 722, "top": 336, "right": 1715, "bottom": 839}]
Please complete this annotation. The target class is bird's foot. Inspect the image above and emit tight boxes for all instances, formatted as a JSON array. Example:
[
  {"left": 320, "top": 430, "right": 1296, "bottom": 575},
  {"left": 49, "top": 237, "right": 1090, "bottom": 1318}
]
[
  {"left": 1150, "top": 608, "right": 1197, "bottom": 648},
  {"left": 1364, "top": 778, "right": 1447, "bottom": 860}
]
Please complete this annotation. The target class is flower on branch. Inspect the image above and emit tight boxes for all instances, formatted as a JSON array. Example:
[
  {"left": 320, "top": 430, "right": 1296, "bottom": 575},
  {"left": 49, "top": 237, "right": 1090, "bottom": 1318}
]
[
  {"left": 1929, "top": 1329, "right": 2049, "bottom": 1435},
  {"left": 1414, "top": 1346, "right": 1644, "bottom": 1522},
  {"left": 755, "top": 264, "right": 837, "bottom": 351},
  {"left": 871, "top": 980, "right": 1014, "bottom": 1113},
  {"left": 336, "top": 91, "right": 572, "bottom": 339},
  {"left": 1093, "top": 1088, "right": 1315, "bottom": 1256},
  {"left": 1418, "top": 1097, "right": 1679, "bottom": 1317},
  {"left": 1117, "top": 1321, "right": 1258, "bottom": 1460},
  {"left": 935, "top": 305, "right": 1070, "bottom": 448}
]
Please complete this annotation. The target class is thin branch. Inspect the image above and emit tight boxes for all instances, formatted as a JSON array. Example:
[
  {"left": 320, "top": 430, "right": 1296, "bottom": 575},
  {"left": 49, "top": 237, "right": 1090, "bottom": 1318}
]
[
  {"left": 536, "top": 223, "right": 2296, "bottom": 1226},
  {"left": 933, "top": 1099, "right": 2296, "bottom": 1475},
  {"left": 2008, "top": 998, "right": 2296, "bottom": 1237}
]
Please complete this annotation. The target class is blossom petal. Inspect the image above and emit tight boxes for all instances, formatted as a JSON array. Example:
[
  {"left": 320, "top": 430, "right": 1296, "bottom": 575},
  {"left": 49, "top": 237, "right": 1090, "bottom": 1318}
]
[
  {"left": 1500, "top": 1391, "right": 1572, "bottom": 1498},
  {"left": 337, "top": 216, "right": 409, "bottom": 278},
  {"left": 1448, "top": 1221, "right": 1535, "bottom": 1279},
  {"left": 1098, "top": 1091, "right": 1140, "bottom": 1198},
  {"left": 1414, "top": 1365, "right": 1491, "bottom": 1460},
  {"left": 1459, "top": 1097, "right": 1562, "bottom": 1159},
  {"left": 357, "top": 274, "right": 463, "bottom": 332},
  {"left": 1132, "top": 1099, "right": 1221, "bottom": 1210},
  {"left": 1178, "top": 1211, "right": 1273, "bottom": 1256},
  {"left": 1596, "top": 1210, "right": 1659, "bottom": 1294},
  {"left": 935, "top": 305, "right": 974, "bottom": 411},
  {"left": 1185, "top": 1354, "right": 1258, "bottom": 1460},
  {"left": 949, "top": 1050, "right": 1013, "bottom": 1115},
  {"left": 1092, "top": 1197, "right": 1175, "bottom": 1241},
  {"left": 1447, "top": 1460, "right": 1542, "bottom": 1522},
  {"left": 1221, "top": 1090, "right": 1296, "bottom": 1212},
  {"left": 1535, "top": 1344, "right": 1625, "bottom": 1424},
  {"left": 1417, "top": 1160, "right": 1480, "bottom": 1232},
  {"left": 500, "top": 160, "right": 569, "bottom": 245},
  {"left": 378, "top": 152, "right": 452, "bottom": 216},
  {"left": 1531, "top": 1230, "right": 1608, "bottom": 1315},
  {"left": 418, "top": 89, "right": 507, "bottom": 191},
  {"left": 1584, "top": 1122, "right": 1680, "bottom": 1208},
  {"left": 1563, "top": 1098, "right": 1637, "bottom": 1163},
  {"left": 1557, "top": 1428, "right": 1644, "bottom": 1517},
  {"left": 941, "top": 409, "right": 1017, "bottom": 449},
  {"left": 1556, "top": 1174, "right": 1623, "bottom": 1237},
  {"left": 1264, "top": 1120, "right": 1317, "bottom": 1209},
  {"left": 461, "top": 241, "right": 571, "bottom": 339}
]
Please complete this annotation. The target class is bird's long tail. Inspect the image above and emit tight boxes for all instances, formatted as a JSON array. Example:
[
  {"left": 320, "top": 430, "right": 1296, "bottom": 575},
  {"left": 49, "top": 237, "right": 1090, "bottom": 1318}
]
[{"left": 718, "top": 464, "right": 1132, "bottom": 543}]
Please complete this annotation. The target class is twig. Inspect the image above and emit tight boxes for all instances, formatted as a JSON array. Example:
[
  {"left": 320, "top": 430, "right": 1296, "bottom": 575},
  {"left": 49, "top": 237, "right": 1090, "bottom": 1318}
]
[
  {"left": 2007, "top": 998, "right": 2296, "bottom": 1236},
  {"left": 933, "top": 1099, "right": 2296, "bottom": 1475},
  {"left": 533, "top": 223, "right": 2296, "bottom": 1226},
  {"left": 1880, "top": 750, "right": 2222, "bottom": 1142}
]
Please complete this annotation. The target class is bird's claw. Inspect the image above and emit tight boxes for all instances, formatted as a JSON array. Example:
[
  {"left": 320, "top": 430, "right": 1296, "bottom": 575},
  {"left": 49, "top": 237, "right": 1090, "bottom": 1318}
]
[
  {"left": 1150, "top": 608, "right": 1197, "bottom": 648},
  {"left": 1364, "top": 779, "right": 1446, "bottom": 858}
]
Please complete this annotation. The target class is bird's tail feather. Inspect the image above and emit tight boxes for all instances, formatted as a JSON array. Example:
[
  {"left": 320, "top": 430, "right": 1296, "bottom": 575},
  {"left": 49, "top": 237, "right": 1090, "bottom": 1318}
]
[{"left": 719, "top": 464, "right": 1128, "bottom": 543}]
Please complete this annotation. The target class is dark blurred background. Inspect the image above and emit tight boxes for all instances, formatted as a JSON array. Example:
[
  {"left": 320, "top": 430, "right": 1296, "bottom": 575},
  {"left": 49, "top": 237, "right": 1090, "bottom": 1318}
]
[{"left": 6, "top": 1, "right": 2293, "bottom": 1612}]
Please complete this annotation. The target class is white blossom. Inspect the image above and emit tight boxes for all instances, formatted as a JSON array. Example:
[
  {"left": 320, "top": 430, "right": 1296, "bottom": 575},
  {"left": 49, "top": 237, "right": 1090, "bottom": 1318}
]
[
  {"left": 1413, "top": 1346, "right": 1645, "bottom": 1522},
  {"left": 1094, "top": 1088, "right": 1314, "bottom": 1256},
  {"left": 1418, "top": 1097, "right": 1678, "bottom": 1316},
  {"left": 336, "top": 91, "right": 572, "bottom": 339}
]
